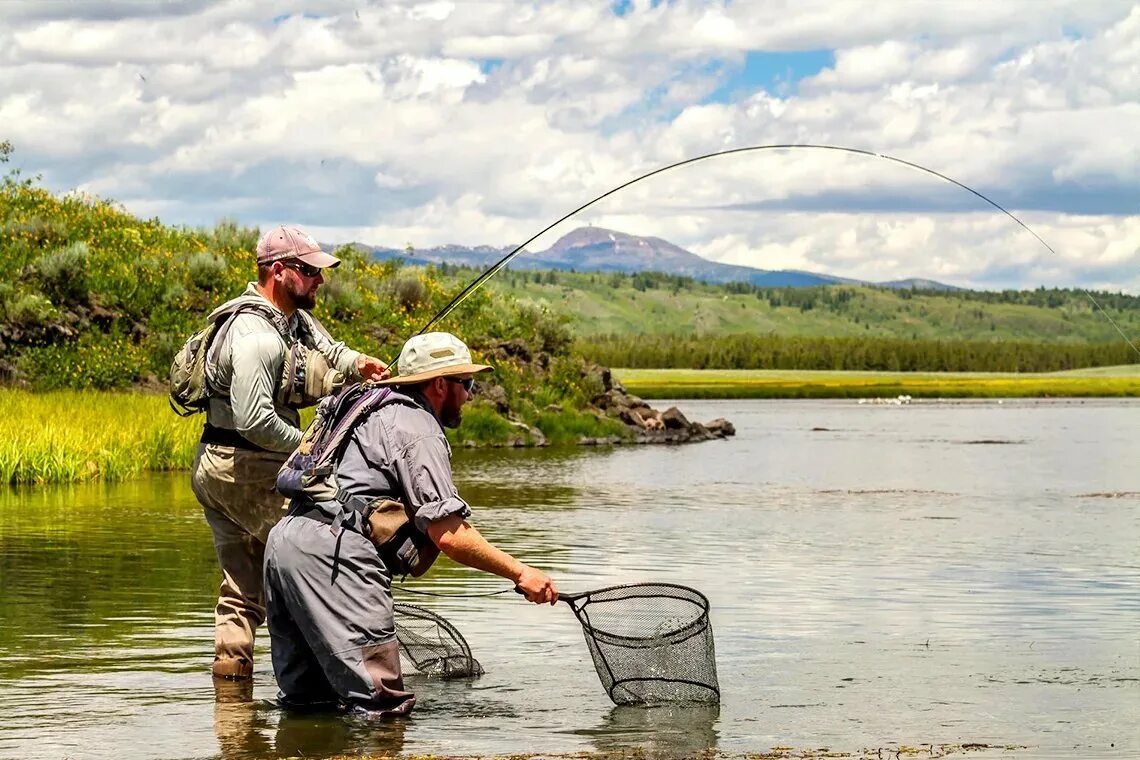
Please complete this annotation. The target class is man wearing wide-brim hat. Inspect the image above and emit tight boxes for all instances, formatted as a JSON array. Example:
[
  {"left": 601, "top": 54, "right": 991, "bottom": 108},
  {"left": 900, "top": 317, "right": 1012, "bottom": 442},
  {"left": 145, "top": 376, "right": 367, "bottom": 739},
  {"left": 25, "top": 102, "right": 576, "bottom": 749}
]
[{"left": 264, "top": 332, "right": 559, "bottom": 716}]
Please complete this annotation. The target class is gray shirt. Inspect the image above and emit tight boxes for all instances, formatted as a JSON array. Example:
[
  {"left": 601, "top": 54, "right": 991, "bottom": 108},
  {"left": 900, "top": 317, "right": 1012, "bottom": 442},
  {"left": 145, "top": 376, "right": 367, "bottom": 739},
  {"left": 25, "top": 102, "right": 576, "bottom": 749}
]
[
  {"left": 205, "top": 284, "right": 361, "bottom": 453},
  {"left": 335, "top": 389, "right": 472, "bottom": 533}
]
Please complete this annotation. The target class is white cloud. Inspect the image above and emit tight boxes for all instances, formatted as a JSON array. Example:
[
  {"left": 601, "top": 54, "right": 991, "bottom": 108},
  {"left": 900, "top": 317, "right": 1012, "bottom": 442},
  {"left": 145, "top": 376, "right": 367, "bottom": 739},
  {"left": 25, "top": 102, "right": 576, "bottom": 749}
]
[{"left": 0, "top": 0, "right": 1136, "bottom": 293}]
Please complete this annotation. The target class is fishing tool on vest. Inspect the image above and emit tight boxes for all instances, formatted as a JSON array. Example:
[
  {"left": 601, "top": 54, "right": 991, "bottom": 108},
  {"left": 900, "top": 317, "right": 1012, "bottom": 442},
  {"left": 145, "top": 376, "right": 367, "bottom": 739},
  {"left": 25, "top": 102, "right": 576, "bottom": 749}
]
[
  {"left": 407, "top": 144, "right": 1138, "bottom": 358},
  {"left": 535, "top": 582, "right": 719, "bottom": 706},
  {"left": 276, "top": 343, "right": 347, "bottom": 408},
  {"left": 276, "top": 382, "right": 441, "bottom": 578},
  {"left": 394, "top": 602, "right": 484, "bottom": 679}
]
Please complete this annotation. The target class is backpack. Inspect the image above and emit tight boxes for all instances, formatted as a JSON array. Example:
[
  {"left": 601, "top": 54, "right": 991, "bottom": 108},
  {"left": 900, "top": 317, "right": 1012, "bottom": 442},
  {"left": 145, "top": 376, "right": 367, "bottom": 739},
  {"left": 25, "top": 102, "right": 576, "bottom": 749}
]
[
  {"left": 168, "top": 300, "right": 283, "bottom": 417},
  {"left": 277, "top": 383, "right": 441, "bottom": 578}
]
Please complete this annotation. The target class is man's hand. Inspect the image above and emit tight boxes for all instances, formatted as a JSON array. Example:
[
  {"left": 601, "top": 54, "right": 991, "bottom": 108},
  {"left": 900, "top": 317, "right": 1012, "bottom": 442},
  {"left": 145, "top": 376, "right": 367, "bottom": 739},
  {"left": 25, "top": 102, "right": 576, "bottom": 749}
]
[
  {"left": 356, "top": 354, "right": 390, "bottom": 381},
  {"left": 515, "top": 564, "right": 559, "bottom": 605}
]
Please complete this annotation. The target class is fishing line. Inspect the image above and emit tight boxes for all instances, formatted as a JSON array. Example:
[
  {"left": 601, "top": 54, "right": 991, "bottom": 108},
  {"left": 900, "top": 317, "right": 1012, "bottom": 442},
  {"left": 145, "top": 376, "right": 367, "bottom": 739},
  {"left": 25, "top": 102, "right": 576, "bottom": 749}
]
[
  {"left": 392, "top": 583, "right": 515, "bottom": 598},
  {"left": 412, "top": 143, "right": 1138, "bottom": 358}
]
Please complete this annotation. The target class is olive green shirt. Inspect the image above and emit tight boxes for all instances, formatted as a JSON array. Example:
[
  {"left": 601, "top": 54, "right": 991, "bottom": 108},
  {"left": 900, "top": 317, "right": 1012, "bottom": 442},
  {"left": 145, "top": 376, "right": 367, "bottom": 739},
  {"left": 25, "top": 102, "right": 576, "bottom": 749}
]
[{"left": 205, "top": 284, "right": 361, "bottom": 453}]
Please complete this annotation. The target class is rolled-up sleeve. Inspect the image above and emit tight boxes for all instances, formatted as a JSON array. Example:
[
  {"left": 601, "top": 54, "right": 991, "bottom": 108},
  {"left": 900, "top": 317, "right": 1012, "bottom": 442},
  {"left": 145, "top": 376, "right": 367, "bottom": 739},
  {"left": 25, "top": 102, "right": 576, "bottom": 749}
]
[{"left": 392, "top": 433, "right": 471, "bottom": 532}]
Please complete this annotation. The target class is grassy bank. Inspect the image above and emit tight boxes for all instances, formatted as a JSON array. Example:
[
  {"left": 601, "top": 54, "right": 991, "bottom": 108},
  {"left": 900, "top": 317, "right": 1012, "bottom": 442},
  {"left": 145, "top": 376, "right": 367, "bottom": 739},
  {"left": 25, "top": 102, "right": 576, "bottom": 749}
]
[
  {"left": 0, "top": 390, "right": 629, "bottom": 485},
  {"left": 0, "top": 390, "right": 202, "bottom": 484},
  {"left": 615, "top": 367, "right": 1140, "bottom": 399}
]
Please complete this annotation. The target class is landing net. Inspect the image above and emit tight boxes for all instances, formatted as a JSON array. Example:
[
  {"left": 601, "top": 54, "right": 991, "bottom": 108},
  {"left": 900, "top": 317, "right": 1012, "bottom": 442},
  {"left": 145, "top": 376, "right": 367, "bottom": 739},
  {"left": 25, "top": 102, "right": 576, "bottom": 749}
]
[
  {"left": 566, "top": 583, "right": 719, "bottom": 705},
  {"left": 393, "top": 602, "right": 484, "bottom": 678}
]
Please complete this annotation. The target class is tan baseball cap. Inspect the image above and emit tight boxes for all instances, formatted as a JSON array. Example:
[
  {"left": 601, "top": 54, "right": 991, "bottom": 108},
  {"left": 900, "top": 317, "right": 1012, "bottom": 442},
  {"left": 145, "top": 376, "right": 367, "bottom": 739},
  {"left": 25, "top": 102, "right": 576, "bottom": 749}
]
[
  {"left": 374, "top": 332, "right": 493, "bottom": 386},
  {"left": 256, "top": 225, "right": 341, "bottom": 269}
]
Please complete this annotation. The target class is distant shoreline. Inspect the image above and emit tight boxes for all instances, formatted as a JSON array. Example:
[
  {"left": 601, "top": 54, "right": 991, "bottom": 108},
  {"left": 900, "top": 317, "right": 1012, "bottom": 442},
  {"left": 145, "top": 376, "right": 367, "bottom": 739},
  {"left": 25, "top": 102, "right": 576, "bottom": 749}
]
[{"left": 615, "top": 366, "right": 1140, "bottom": 399}]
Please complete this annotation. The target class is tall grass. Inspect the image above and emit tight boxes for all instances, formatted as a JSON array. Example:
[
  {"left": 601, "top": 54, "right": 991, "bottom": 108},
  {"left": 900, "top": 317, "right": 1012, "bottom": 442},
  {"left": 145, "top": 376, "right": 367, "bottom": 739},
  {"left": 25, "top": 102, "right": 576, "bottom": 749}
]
[
  {"left": 616, "top": 368, "right": 1140, "bottom": 399},
  {"left": 0, "top": 390, "right": 202, "bottom": 485}
]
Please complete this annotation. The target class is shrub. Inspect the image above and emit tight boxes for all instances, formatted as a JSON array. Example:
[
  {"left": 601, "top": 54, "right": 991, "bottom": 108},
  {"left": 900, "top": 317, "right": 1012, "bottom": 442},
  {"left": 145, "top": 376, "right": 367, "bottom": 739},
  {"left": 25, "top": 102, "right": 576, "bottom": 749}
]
[
  {"left": 211, "top": 218, "right": 259, "bottom": 253},
  {"left": 187, "top": 251, "right": 228, "bottom": 292},
  {"left": 36, "top": 241, "right": 90, "bottom": 305},
  {"left": 394, "top": 275, "right": 426, "bottom": 311},
  {"left": 0, "top": 282, "right": 12, "bottom": 320},
  {"left": 320, "top": 274, "right": 365, "bottom": 320},
  {"left": 7, "top": 293, "right": 58, "bottom": 328}
]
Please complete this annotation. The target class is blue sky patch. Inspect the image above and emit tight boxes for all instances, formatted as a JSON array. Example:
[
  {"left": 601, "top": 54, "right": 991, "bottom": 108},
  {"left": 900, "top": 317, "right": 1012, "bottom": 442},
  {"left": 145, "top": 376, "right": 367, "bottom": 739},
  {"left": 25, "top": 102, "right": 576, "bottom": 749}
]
[
  {"left": 705, "top": 50, "right": 834, "bottom": 101},
  {"left": 478, "top": 58, "right": 505, "bottom": 75}
]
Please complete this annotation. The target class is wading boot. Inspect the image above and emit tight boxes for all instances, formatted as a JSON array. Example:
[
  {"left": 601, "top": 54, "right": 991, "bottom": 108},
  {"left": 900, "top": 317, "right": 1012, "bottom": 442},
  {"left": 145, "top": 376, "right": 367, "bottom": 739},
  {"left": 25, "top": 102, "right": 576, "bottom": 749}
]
[{"left": 212, "top": 656, "right": 253, "bottom": 680}]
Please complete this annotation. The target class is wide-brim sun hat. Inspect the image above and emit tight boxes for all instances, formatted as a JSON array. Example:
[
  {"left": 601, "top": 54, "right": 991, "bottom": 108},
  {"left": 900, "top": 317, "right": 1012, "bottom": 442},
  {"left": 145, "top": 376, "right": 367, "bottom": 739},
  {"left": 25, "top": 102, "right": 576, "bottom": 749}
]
[{"left": 373, "top": 332, "right": 492, "bottom": 386}]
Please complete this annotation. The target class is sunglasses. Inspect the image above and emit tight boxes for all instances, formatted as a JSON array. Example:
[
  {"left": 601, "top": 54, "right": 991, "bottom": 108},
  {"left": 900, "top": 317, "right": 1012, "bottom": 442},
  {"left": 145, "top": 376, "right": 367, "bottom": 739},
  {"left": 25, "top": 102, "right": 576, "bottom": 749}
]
[
  {"left": 281, "top": 259, "right": 322, "bottom": 278},
  {"left": 447, "top": 376, "right": 476, "bottom": 393}
]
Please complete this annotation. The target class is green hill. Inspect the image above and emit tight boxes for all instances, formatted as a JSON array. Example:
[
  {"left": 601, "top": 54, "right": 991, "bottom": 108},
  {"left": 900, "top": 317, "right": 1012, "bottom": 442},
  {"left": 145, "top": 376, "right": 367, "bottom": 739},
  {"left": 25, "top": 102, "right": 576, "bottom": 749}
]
[{"left": 480, "top": 267, "right": 1140, "bottom": 344}]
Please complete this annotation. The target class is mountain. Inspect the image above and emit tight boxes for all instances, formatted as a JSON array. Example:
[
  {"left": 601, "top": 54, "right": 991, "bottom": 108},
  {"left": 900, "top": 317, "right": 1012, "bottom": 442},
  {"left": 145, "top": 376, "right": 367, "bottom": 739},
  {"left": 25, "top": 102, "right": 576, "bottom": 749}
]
[{"left": 353, "top": 226, "right": 958, "bottom": 290}]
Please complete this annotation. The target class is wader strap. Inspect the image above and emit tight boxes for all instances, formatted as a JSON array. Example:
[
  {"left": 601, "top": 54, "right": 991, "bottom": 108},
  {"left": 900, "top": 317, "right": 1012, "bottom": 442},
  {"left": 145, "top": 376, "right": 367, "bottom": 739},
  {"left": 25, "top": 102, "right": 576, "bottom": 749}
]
[
  {"left": 200, "top": 423, "right": 272, "bottom": 452},
  {"left": 290, "top": 492, "right": 380, "bottom": 536}
]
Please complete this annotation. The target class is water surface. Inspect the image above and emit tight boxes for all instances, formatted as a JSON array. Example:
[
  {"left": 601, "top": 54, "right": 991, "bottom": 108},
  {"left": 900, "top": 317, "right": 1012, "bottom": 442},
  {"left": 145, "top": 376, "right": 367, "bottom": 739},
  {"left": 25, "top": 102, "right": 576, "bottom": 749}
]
[{"left": 1, "top": 398, "right": 1137, "bottom": 759}]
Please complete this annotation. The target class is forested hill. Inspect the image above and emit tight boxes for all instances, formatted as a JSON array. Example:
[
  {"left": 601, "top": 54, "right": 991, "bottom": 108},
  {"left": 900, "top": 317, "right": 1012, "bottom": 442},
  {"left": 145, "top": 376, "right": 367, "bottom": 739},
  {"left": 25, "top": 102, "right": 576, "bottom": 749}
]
[{"left": 471, "top": 266, "right": 1140, "bottom": 345}]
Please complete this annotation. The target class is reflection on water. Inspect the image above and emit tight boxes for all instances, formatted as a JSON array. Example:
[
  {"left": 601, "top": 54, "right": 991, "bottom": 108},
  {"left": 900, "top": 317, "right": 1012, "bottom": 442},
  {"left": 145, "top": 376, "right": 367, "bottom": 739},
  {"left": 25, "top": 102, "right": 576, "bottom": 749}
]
[{"left": 1, "top": 399, "right": 1139, "bottom": 759}]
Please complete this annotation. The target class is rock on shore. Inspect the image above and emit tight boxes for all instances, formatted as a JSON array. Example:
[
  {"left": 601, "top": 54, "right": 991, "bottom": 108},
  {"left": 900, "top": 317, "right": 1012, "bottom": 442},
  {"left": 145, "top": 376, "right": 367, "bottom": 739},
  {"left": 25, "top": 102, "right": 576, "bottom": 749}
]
[{"left": 587, "top": 367, "right": 736, "bottom": 445}]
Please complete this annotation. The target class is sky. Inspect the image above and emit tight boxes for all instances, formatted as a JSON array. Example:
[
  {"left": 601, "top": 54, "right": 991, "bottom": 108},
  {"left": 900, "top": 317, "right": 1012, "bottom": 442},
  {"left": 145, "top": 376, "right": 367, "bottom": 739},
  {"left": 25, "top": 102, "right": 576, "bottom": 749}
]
[{"left": 1, "top": 0, "right": 1137, "bottom": 291}]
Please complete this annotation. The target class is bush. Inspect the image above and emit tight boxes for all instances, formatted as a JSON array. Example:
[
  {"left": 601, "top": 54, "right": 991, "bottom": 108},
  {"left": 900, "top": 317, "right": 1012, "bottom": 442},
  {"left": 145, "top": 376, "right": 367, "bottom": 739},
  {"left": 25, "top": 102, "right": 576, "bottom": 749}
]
[
  {"left": 0, "top": 282, "right": 12, "bottom": 321},
  {"left": 394, "top": 275, "right": 426, "bottom": 311},
  {"left": 18, "top": 332, "right": 148, "bottom": 390},
  {"left": 187, "top": 252, "right": 228, "bottom": 292},
  {"left": 320, "top": 274, "right": 365, "bottom": 320},
  {"left": 36, "top": 241, "right": 90, "bottom": 305},
  {"left": 7, "top": 293, "right": 58, "bottom": 328},
  {"left": 211, "top": 218, "right": 260, "bottom": 253}
]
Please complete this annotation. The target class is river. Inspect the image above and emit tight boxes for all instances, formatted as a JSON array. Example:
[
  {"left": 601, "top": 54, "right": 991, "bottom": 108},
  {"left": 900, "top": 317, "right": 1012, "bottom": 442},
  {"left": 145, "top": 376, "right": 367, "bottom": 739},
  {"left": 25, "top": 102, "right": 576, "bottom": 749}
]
[{"left": 1, "top": 398, "right": 1137, "bottom": 759}]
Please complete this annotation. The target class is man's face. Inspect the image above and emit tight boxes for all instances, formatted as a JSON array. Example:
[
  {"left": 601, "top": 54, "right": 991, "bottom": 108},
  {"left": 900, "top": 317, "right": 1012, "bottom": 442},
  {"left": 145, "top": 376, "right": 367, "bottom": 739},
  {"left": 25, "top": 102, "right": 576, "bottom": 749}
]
[
  {"left": 278, "top": 259, "right": 324, "bottom": 309},
  {"left": 438, "top": 375, "right": 474, "bottom": 428}
]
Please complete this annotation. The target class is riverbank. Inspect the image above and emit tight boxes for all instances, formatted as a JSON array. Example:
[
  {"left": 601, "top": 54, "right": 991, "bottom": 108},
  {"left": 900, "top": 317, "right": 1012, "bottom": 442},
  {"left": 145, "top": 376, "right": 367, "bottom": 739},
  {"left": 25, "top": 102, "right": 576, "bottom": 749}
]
[
  {"left": 0, "top": 388, "right": 632, "bottom": 485},
  {"left": 616, "top": 366, "right": 1140, "bottom": 399}
]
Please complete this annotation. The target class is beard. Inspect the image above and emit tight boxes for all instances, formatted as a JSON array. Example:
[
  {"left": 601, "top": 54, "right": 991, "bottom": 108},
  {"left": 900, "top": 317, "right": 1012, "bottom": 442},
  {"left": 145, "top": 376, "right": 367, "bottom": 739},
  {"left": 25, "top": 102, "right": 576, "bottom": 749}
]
[
  {"left": 287, "top": 279, "right": 317, "bottom": 310},
  {"left": 439, "top": 385, "right": 464, "bottom": 428},
  {"left": 440, "top": 404, "right": 463, "bottom": 429}
]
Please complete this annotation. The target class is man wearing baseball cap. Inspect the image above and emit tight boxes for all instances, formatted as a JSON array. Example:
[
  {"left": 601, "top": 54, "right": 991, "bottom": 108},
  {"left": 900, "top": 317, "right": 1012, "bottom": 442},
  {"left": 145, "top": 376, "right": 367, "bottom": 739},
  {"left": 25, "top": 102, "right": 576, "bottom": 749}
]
[
  {"left": 191, "top": 224, "right": 390, "bottom": 682},
  {"left": 263, "top": 332, "right": 558, "bottom": 715}
]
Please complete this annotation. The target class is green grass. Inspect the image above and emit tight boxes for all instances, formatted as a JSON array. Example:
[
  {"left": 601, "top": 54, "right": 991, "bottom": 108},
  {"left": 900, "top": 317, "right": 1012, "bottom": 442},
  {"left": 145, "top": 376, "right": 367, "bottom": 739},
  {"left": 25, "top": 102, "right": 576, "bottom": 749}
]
[
  {"left": 0, "top": 390, "right": 203, "bottom": 485},
  {"left": 0, "top": 390, "right": 634, "bottom": 485},
  {"left": 615, "top": 368, "right": 1140, "bottom": 399}
]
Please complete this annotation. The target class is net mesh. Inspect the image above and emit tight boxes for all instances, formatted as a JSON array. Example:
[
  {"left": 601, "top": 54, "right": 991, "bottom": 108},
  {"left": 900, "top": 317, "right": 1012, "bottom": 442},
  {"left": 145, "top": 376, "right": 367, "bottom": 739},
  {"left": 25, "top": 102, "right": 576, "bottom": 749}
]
[
  {"left": 566, "top": 583, "right": 719, "bottom": 705},
  {"left": 393, "top": 602, "right": 484, "bottom": 679}
]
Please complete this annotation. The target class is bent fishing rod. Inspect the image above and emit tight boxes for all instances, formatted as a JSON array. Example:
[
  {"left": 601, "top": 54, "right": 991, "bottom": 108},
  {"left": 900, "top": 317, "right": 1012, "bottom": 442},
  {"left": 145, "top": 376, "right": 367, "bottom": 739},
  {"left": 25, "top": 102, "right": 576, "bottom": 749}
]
[{"left": 407, "top": 143, "right": 1139, "bottom": 358}]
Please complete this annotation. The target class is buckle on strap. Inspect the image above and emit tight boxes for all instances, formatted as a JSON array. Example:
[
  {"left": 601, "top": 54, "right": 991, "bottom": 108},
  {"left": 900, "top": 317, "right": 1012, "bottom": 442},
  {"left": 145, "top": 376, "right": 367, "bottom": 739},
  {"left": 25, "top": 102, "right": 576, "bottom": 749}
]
[{"left": 328, "top": 490, "right": 382, "bottom": 535}]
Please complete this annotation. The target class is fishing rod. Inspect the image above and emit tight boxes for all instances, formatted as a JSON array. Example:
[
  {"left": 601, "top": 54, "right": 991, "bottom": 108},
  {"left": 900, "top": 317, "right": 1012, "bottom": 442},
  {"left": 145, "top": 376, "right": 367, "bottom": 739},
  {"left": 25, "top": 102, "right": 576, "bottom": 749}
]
[{"left": 409, "top": 143, "right": 1139, "bottom": 358}]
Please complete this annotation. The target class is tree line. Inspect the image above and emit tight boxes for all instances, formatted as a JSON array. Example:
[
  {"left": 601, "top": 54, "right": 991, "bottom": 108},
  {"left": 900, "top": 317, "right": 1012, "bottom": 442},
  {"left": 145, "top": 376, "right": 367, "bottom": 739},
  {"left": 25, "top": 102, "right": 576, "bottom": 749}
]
[{"left": 576, "top": 333, "right": 1138, "bottom": 373}]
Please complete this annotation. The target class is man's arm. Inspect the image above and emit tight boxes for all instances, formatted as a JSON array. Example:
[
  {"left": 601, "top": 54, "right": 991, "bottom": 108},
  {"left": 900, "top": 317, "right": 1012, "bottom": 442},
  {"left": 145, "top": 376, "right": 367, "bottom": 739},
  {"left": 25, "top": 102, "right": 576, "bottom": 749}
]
[
  {"left": 391, "top": 427, "right": 557, "bottom": 605},
  {"left": 302, "top": 313, "right": 388, "bottom": 381},
  {"left": 426, "top": 515, "right": 558, "bottom": 605}
]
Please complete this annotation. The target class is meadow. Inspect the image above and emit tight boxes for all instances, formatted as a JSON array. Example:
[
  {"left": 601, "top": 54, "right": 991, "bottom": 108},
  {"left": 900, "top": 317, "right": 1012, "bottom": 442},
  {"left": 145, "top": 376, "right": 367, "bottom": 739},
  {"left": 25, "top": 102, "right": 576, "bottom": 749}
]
[{"left": 615, "top": 366, "right": 1140, "bottom": 399}]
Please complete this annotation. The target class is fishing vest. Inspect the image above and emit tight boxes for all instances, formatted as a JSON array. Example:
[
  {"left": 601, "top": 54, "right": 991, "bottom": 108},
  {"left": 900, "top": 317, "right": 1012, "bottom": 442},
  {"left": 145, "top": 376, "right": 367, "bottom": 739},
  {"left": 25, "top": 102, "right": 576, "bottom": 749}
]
[
  {"left": 168, "top": 294, "right": 345, "bottom": 416},
  {"left": 276, "top": 383, "right": 440, "bottom": 578}
]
